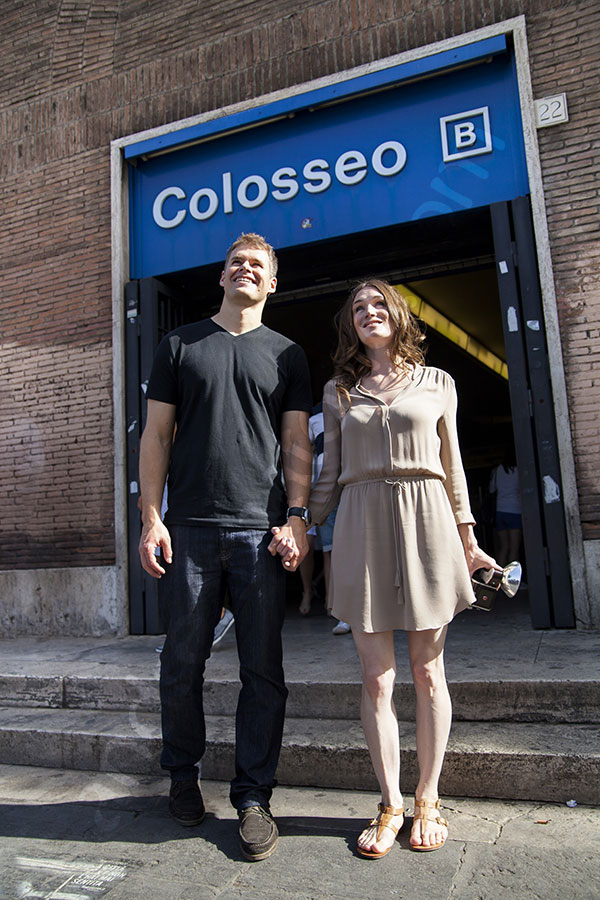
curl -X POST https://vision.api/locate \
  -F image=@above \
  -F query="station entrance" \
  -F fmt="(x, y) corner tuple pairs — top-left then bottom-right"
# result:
(125, 198), (574, 633)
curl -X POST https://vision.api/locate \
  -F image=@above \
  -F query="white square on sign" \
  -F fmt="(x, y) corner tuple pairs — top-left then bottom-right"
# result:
(440, 107), (492, 161)
(535, 93), (569, 128)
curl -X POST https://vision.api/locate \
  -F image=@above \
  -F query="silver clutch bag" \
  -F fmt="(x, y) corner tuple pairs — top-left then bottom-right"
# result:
(471, 561), (522, 611)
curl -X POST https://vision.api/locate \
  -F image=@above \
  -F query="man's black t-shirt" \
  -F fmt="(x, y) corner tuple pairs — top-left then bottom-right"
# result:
(146, 318), (312, 529)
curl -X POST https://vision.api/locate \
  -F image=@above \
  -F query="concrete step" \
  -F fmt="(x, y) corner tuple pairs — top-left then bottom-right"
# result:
(1, 672), (598, 724)
(0, 706), (598, 804)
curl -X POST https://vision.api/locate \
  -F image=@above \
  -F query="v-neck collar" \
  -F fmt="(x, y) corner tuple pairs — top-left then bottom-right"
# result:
(356, 365), (424, 406)
(211, 319), (264, 338)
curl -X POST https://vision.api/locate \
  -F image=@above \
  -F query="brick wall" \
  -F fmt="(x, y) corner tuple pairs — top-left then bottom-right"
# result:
(0, 146), (113, 567)
(525, 2), (600, 538)
(0, 0), (598, 568)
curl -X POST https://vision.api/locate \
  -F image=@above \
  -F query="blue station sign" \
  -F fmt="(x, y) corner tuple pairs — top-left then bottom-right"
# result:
(127, 35), (529, 278)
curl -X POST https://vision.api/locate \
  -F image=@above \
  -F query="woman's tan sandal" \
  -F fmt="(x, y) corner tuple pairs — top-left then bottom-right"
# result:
(356, 802), (405, 859)
(409, 798), (448, 852)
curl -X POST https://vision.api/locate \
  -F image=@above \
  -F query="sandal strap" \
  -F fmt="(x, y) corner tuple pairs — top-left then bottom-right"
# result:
(413, 798), (448, 827)
(368, 802), (405, 841)
(378, 802), (405, 817)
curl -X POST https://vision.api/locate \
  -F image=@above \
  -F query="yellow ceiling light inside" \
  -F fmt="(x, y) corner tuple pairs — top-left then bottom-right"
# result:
(394, 284), (508, 380)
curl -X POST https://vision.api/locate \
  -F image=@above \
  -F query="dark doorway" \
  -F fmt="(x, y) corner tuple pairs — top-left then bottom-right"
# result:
(125, 203), (573, 632)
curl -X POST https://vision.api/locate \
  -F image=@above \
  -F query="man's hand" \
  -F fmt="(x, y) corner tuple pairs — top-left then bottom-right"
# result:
(139, 518), (173, 578)
(268, 519), (308, 571)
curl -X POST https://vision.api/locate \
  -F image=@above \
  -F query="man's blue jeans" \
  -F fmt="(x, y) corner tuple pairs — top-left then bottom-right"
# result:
(158, 524), (287, 811)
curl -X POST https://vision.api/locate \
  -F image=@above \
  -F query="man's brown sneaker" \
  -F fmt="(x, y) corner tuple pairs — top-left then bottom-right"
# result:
(238, 805), (279, 861)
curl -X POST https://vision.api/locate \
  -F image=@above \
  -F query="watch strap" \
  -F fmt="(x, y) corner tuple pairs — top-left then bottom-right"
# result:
(286, 506), (312, 526)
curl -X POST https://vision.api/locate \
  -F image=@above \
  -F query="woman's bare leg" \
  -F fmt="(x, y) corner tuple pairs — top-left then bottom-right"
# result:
(352, 629), (404, 855)
(406, 626), (451, 849)
(322, 549), (331, 603)
(496, 529), (510, 567)
(506, 528), (522, 565)
(298, 534), (315, 614)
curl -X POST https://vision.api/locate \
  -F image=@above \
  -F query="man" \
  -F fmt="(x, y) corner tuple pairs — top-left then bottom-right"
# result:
(138, 233), (312, 861)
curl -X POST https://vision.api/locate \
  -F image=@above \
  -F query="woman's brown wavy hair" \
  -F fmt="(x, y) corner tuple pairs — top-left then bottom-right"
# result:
(332, 279), (426, 409)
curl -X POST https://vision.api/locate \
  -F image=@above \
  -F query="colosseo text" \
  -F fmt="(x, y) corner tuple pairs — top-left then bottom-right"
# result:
(152, 139), (408, 229)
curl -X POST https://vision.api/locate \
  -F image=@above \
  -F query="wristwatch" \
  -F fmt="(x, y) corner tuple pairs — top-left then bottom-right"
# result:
(286, 506), (312, 527)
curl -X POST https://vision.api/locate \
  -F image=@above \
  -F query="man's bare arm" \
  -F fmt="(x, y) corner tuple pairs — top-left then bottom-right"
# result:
(138, 399), (176, 577)
(268, 409), (312, 571)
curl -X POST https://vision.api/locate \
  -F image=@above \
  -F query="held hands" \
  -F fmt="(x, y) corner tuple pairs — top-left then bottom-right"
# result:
(268, 519), (308, 571)
(139, 518), (173, 578)
(139, 516), (308, 576)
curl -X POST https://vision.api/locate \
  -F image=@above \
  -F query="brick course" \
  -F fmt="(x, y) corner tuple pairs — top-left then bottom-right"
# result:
(0, 0), (598, 568)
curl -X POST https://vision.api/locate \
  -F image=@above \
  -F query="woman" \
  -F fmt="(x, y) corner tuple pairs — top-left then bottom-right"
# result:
(309, 279), (497, 858)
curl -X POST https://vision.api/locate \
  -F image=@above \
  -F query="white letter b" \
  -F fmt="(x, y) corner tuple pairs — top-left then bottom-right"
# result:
(454, 122), (477, 148)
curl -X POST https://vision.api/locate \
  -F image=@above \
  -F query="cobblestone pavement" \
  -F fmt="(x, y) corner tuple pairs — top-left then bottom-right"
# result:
(1, 766), (599, 900)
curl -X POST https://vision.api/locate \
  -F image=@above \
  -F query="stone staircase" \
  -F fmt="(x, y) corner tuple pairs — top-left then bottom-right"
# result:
(0, 632), (599, 804)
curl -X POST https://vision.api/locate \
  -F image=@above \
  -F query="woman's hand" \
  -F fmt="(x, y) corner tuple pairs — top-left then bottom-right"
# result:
(457, 523), (500, 576)
(268, 522), (308, 571)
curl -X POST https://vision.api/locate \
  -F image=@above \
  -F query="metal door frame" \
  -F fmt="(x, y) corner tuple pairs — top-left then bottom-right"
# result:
(125, 277), (188, 634)
(491, 199), (574, 627)
(125, 205), (577, 632)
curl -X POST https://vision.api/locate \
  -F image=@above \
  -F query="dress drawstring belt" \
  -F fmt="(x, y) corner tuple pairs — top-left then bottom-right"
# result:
(385, 479), (406, 592)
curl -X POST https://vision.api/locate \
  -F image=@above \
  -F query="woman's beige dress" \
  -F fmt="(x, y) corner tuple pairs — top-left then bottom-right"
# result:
(309, 366), (476, 632)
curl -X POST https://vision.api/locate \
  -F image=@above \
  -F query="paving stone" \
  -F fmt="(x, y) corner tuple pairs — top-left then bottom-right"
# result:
(2, 768), (599, 900)
(450, 843), (600, 900)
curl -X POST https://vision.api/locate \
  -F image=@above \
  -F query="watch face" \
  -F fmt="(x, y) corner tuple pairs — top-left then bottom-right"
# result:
(288, 507), (311, 526)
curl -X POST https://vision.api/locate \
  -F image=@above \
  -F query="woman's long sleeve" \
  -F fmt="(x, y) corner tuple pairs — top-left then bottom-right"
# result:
(309, 380), (343, 525)
(438, 378), (475, 525)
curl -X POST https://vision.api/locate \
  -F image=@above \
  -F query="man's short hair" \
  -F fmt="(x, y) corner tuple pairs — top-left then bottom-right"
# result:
(224, 233), (278, 278)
